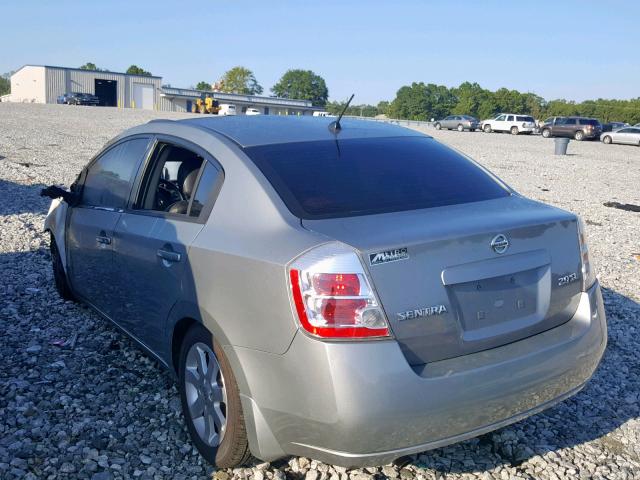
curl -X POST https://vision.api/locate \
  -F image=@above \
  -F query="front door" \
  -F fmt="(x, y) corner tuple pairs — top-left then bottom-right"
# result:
(66, 137), (151, 315)
(112, 140), (222, 354)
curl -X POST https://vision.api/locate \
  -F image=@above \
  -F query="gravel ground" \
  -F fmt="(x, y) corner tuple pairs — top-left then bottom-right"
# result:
(1, 103), (639, 480)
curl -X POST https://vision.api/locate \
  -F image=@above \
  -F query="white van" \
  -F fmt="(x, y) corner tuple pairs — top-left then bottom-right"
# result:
(313, 111), (334, 117)
(219, 104), (237, 116)
(245, 107), (261, 115)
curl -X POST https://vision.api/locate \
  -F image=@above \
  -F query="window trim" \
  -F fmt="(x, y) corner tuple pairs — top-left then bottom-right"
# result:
(77, 134), (154, 211)
(124, 134), (225, 225)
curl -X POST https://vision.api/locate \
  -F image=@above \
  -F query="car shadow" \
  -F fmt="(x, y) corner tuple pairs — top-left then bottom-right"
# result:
(404, 286), (639, 475)
(0, 178), (51, 216)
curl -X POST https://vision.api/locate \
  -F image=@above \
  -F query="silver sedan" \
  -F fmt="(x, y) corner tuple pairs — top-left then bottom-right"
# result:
(601, 127), (640, 146)
(42, 116), (606, 468)
(434, 115), (479, 131)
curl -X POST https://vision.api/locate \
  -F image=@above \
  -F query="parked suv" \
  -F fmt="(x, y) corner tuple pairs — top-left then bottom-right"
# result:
(481, 114), (536, 135)
(434, 115), (479, 132)
(540, 117), (602, 141)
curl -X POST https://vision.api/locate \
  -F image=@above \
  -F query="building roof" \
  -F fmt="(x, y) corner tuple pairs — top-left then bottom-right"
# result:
(179, 115), (426, 148)
(12, 64), (162, 79)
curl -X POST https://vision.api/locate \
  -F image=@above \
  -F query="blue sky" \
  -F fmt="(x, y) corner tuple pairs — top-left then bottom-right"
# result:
(2, 1), (638, 104)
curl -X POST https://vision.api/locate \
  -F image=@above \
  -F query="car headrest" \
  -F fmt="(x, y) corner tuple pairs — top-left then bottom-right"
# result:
(177, 155), (202, 186)
(182, 169), (199, 198)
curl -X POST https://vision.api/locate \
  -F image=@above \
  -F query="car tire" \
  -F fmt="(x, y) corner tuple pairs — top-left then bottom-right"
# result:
(178, 324), (251, 468)
(510, 126), (519, 135)
(483, 124), (492, 133)
(434, 122), (441, 130)
(457, 124), (464, 132)
(603, 136), (612, 144)
(541, 128), (551, 138)
(50, 234), (76, 302)
(574, 130), (585, 141)
(470, 128), (476, 132)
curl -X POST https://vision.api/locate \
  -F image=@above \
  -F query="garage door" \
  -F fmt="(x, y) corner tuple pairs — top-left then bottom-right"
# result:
(133, 83), (154, 110)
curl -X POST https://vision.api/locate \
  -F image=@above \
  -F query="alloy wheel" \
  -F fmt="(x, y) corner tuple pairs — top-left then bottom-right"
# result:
(184, 342), (227, 447)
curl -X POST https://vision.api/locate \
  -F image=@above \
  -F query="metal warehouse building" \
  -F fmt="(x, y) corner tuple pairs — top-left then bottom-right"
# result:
(9, 65), (323, 115)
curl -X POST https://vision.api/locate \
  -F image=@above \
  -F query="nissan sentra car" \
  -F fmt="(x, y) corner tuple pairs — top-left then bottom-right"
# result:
(42, 116), (606, 468)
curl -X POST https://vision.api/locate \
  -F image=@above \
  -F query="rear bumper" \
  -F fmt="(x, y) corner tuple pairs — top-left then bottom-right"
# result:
(230, 281), (606, 467)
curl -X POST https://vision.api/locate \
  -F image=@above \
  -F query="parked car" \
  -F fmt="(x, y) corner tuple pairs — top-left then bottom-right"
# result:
(434, 115), (479, 132)
(481, 113), (536, 134)
(57, 92), (100, 106)
(540, 117), (601, 140)
(219, 104), (236, 116)
(42, 116), (606, 468)
(313, 111), (334, 117)
(601, 127), (640, 146)
(245, 107), (261, 115)
(602, 121), (630, 132)
(633, 123), (640, 128)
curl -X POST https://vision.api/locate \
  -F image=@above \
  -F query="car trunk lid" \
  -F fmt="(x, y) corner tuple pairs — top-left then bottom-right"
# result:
(302, 196), (583, 365)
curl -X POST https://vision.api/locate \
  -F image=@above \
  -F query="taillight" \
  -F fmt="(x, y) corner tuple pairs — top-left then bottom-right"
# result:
(577, 218), (597, 291)
(289, 242), (390, 339)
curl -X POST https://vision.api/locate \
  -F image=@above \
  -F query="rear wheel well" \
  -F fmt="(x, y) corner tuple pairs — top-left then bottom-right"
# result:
(171, 317), (199, 374)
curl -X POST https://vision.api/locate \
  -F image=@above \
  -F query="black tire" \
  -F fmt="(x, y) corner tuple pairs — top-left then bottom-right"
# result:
(542, 128), (551, 138)
(50, 234), (76, 302)
(178, 324), (251, 468)
(470, 128), (476, 132)
(434, 122), (441, 130)
(574, 130), (584, 141)
(603, 135), (612, 144)
(510, 126), (519, 135)
(456, 124), (463, 132)
(483, 124), (492, 133)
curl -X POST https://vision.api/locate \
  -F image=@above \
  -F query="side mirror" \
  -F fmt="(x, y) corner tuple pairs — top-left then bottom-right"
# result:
(40, 185), (80, 206)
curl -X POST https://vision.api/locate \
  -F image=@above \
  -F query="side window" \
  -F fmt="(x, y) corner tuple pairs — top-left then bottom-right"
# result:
(506, 115), (514, 121)
(135, 142), (205, 216)
(566, 118), (577, 125)
(618, 128), (631, 133)
(189, 163), (222, 218)
(82, 138), (150, 209)
(495, 115), (506, 121)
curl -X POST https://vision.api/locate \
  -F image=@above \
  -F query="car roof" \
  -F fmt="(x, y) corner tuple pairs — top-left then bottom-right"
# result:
(176, 115), (426, 148)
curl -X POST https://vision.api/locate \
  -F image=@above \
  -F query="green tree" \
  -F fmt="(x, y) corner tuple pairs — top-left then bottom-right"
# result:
(325, 101), (379, 117)
(219, 66), (263, 95)
(126, 65), (152, 76)
(377, 100), (390, 115)
(79, 62), (102, 71)
(0, 75), (10, 96)
(271, 69), (328, 106)
(389, 82), (456, 120)
(196, 81), (212, 91)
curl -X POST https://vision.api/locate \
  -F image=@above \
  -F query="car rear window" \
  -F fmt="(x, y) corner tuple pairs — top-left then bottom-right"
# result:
(579, 119), (600, 126)
(244, 136), (510, 219)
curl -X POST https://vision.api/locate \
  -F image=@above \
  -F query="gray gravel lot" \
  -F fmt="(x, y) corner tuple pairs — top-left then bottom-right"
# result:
(1, 103), (639, 480)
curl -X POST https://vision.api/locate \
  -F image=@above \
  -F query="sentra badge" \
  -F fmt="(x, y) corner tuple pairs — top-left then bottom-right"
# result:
(398, 305), (448, 321)
(369, 248), (409, 266)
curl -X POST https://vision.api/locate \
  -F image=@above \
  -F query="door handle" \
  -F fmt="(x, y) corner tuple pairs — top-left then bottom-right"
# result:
(157, 249), (181, 263)
(96, 235), (111, 245)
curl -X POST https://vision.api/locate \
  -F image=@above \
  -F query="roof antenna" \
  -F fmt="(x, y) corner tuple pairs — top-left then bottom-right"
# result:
(328, 94), (354, 134)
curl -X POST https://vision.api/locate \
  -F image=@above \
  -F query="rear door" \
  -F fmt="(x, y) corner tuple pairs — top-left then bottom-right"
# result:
(112, 138), (223, 354)
(66, 137), (152, 316)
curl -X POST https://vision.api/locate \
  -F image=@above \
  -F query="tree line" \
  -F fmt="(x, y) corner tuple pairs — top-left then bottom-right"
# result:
(327, 82), (640, 124)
